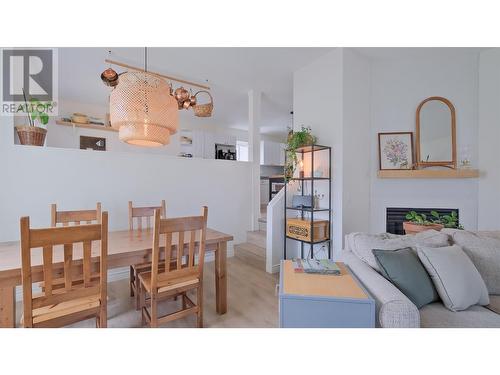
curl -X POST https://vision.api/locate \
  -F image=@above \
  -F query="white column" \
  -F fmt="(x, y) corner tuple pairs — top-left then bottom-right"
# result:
(248, 90), (261, 230)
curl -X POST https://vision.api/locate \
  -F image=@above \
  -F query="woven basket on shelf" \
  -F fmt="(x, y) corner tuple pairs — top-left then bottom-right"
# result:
(15, 125), (47, 146)
(192, 90), (214, 117)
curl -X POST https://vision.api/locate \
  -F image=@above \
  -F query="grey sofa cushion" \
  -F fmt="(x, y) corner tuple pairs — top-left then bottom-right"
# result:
(417, 245), (490, 312)
(349, 230), (450, 273)
(420, 302), (500, 328)
(443, 229), (500, 295)
(373, 248), (439, 308)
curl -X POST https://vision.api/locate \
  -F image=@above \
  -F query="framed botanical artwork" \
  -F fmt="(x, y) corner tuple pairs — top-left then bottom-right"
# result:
(378, 132), (414, 170)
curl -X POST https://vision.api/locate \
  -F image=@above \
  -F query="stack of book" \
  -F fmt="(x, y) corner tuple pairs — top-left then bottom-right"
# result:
(292, 258), (341, 275)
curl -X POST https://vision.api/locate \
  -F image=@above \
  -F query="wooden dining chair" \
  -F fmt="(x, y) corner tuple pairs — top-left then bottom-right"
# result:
(139, 206), (208, 328)
(45, 202), (102, 291)
(20, 212), (108, 328)
(51, 202), (102, 227)
(128, 200), (167, 309)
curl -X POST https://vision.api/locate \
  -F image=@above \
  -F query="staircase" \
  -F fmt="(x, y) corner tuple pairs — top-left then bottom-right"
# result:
(234, 205), (267, 270)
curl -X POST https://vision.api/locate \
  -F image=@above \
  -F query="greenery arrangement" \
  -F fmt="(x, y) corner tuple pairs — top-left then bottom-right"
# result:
(26, 98), (50, 127)
(284, 126), (317, 181)
(405, 210), (463, 229)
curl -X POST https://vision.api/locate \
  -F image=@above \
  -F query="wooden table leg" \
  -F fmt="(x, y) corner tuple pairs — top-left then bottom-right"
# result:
(215, 241), (227, 314)
(0, 286), (15, 328)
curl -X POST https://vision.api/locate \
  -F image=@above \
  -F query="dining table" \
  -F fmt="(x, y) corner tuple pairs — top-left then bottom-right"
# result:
(0, 227), (233, 328)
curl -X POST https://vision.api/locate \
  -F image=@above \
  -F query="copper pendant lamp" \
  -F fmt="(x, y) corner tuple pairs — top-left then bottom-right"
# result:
(109, 48), (178, 147)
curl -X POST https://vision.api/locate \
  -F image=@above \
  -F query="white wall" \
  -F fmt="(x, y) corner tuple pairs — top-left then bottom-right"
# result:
(369, 51), (480, 232)
(0, 116), (253, 253)
(478, 48), (500, 229)
(342, 49), (371, 236)
(293, 49), (343, 257)
(293, 48), (484, 250)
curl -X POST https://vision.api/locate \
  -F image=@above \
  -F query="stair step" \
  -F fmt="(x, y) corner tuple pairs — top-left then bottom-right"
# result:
(234, 242), (265, 270)
(247, 230), (266, 248)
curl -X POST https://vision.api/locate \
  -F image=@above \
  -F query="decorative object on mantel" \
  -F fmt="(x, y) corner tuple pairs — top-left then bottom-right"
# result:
(377, 97), (480, 179)
(377, 169), (479, 179)
(284, 125), (317, 181)
(378, 132), (414, 170)
(15, 91), (50, 146)
(103, 48), (214, 147)
(416, 96), (456, 169)
(403, 210), (463, 235)
(459, 144), (472, 169)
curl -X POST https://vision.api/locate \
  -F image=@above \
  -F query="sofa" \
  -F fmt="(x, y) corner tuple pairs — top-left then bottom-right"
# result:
(343, 229), (500, 328)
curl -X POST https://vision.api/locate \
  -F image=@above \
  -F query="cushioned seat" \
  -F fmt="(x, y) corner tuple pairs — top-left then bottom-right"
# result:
(420, 301), (500, 328)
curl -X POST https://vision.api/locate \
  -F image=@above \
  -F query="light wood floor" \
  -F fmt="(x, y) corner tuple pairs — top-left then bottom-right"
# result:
(15, 255), (279, 328)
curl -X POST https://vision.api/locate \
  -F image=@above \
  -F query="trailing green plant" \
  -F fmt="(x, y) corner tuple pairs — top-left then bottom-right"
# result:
(284, 126), (317, 181)
(405, 210), (464, 229)
(27, 98), (50, 127)
(405, 211), (434, 226)
(430, 210), (464, 229)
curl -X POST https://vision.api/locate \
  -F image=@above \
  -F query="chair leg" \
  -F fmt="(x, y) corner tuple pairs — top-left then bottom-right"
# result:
(150, 293), (158, 328)
(139, 282), (146, 311)
(135, 271), (141, 311)
(141, 308), (146, 327)
(129, 266), (135, 297)
(99, 305), (107, 328)
(197, 286), (203, 328)
(182, 292), (187, 310)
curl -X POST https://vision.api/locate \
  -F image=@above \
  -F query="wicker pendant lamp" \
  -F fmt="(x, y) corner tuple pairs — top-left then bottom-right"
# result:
(110, 48), (178, 147)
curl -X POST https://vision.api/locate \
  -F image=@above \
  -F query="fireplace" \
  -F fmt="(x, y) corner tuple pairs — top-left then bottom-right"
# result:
(386, 207), (459, 235)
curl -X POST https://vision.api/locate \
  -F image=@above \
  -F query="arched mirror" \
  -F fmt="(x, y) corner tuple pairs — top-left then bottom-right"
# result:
(416, 96), (456, 169)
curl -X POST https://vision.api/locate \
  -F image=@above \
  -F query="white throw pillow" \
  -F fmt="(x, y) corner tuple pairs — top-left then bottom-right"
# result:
(417, 245), (490, 312)
(443, 229), (500, 295)
(350, 230), (450, 273)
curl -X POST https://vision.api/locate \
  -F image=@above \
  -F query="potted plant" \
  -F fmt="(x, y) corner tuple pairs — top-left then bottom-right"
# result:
(284, 126), (317, 181)
(15, 98), (51, 146)
(432, 210), (464, 230)
(403, 211), (444, 235)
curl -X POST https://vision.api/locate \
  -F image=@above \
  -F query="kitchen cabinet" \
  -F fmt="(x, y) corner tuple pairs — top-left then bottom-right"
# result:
(260, 141), (286, 166)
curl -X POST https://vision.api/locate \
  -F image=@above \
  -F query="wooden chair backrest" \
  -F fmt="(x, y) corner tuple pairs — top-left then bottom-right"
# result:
(20, 212), (108, 327)
(151, 207), (208, 290)
(51, 202), (102, 226)
(128, 200), (166, 231)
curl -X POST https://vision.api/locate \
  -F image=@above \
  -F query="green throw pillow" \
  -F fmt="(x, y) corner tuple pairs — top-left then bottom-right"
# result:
(372, 248), (440, 309)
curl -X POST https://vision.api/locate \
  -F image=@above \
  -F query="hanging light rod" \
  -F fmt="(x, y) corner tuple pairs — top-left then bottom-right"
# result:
(104, 59), (210, 90)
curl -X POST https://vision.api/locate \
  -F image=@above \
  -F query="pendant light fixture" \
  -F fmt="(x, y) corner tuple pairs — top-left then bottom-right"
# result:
(110, 47), (178, 147)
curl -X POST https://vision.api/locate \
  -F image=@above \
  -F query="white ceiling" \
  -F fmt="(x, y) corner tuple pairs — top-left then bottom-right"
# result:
(58, 47), (333, 136)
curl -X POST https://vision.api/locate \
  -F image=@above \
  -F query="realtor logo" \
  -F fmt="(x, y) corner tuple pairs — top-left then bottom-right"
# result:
(1, 48), (58, 115)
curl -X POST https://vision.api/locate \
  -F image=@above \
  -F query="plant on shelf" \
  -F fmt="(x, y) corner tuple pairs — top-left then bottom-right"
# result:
(284, 126), (317, 181)
(15, 93), (52, 146)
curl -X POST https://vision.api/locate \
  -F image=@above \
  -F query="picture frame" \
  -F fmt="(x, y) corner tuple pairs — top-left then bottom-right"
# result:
(378, 132), (414, 170)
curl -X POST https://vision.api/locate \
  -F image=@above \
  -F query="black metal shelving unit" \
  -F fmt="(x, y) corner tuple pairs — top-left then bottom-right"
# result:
(284, 144), (332, 259)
